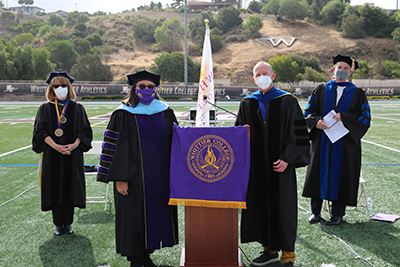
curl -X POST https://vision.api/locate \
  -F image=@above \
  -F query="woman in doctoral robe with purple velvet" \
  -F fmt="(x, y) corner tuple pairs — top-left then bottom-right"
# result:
(97, 70), (179, 267)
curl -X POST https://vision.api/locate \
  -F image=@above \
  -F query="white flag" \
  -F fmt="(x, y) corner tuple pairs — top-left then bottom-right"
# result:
(195, 20), (214, 127)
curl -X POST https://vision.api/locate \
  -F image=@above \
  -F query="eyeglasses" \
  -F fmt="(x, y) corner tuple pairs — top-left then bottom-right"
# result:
(136, 84), (156, 90)
(53, 84), (68, 89)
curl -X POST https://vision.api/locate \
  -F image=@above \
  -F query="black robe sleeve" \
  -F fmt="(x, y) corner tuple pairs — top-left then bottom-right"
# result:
(279, 95), (310, 168)
(340, 88), (371, 144)
(32, 103), (51, 153)
(304, 83), (325, 139)
(97, 110), (140, 184)
(74, 102), (93, 152)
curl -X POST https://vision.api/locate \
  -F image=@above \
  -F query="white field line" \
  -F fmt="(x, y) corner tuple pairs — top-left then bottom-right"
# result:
(362, 139), (400, 153)
(0, 114), (109, 158)
(0, 145), (31, 158)
(372, 116), (400, 122)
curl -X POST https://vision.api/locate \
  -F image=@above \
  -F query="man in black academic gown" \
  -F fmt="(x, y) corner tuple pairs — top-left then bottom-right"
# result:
(302, 55), (371, 225)
(235, 61), (310, 267)
(97, 70), (179, 267)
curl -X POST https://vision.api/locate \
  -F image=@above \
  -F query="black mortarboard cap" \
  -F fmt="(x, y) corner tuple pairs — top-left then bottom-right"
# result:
(127, 70), (161, 86)
(45, 71), (75, 84)
(332, 55), (359, 70)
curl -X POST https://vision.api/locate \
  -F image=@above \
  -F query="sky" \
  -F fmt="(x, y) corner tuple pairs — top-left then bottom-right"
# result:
(3, 0), (400, 14)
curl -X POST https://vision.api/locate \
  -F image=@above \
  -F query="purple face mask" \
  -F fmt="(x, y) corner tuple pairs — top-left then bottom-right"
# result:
(136, 88), (156, 105)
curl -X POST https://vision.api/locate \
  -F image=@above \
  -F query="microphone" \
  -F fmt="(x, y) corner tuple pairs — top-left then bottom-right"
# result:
(203, 95), (237, 117)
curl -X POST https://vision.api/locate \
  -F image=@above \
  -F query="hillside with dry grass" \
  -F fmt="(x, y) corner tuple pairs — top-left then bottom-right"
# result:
(1, 10), (398, 83)
(93, 12), (398, 83)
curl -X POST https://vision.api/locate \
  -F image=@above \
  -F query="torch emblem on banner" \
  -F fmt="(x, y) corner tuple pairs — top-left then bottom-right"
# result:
(195, 19), (214, 127)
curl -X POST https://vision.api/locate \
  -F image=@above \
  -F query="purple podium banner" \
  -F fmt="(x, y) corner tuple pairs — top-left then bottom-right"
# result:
(169, 125), (250, 209)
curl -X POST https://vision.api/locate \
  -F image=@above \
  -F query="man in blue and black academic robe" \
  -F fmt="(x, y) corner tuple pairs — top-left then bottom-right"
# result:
(97, 70), (178, 267)
(302, 55), (371, 225)
(235, 61), (310, 267)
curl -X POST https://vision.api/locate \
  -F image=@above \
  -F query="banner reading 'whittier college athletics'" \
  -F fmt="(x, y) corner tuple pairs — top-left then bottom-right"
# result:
(169, 125), (250, 209)
(195, 19), (214, 127)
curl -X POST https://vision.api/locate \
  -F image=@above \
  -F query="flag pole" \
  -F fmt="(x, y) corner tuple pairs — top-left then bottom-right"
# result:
(195, 19), (214, 127)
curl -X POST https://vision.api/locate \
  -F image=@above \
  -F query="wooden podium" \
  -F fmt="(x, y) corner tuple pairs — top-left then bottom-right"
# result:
(180, 206), (243, 267)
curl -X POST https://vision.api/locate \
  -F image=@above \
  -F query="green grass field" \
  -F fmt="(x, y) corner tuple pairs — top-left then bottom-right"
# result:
(0, 100), (399, 267)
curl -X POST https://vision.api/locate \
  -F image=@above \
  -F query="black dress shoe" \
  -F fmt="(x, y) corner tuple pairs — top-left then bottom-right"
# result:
(64, 224), (74, 234)
(54, 225), (64, 235)
(308, 214), (321, 224)
(144, 252), (157, 267)
(326, 216), (342, 225)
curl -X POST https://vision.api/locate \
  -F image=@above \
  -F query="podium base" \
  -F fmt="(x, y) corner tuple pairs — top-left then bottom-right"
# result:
(180, 248), (243, 267)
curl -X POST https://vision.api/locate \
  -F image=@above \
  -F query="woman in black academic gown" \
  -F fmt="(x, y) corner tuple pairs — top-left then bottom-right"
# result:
(97, 70), (179, 267)
(32, 71), (92, 235)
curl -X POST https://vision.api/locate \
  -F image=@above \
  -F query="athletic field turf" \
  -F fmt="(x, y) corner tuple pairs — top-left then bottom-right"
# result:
(0, 100), (399, 267)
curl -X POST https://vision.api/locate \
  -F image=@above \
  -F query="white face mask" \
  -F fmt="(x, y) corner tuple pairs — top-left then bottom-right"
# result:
(54, 86), (68, 99)
(255, 75), (273, 90)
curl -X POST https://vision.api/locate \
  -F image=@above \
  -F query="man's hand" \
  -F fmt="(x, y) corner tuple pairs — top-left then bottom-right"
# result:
(333, 113), (342, 121)
(273, 159), (288, 173)
(116, 181), (129, 196)
(316, 119), (328, 130)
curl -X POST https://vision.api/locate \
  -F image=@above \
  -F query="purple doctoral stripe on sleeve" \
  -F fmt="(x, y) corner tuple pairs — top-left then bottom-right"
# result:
(102, 142), (116, 151)
(100, 154), (113, 163)
(104, 129), (119, 139)
(97, 166), (109, 175)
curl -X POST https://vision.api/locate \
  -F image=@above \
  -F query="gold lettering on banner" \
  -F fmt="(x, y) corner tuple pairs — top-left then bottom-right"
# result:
(187, 135), (234, 183)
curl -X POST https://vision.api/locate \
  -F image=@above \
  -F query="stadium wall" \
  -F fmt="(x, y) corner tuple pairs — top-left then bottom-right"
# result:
(1, 82), (400, 98)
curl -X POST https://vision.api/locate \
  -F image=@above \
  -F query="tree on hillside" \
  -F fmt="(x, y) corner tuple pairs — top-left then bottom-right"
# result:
(261, 0), (280, 19)
(48, 14), (64, 27)
(302, 66), (327, 82)
(188, 11), (217, 39)
(216, 6), (243, 33)
(18, 0), (34, 6)
(341, 13), (365, 38)
(248, 1), (263, 13)
(13, 33), (35, 46)
(319, 0), (347, 26)
(308, 0), (331, 20)
(278, 0), (312, 22)
(289, 54), (324, 74)
(357, 3), (398, 38)
(70, 54), (113, 81)
(150, 52), (200, 83)
(352, 60), (369, 79)
(1, 12), (17, 26)
(71, 23), (87, 38)
(44, 28), (69, 46)
(72, 38), (92, 55)
(0, 1), (4, 8)
(269, 55), (301, 83)
(66, 11), (89, 27)
(48, 40), (79, 71)
(32, 48), (55, 79)
(86, 33), (103, 47)
(243, 15), (263, 36)
(17, 19), (46, 36)
(195, 26), (223, 53)
(9, 46), (36, 80)
(5, 39), (19, 54)
(381, 60), (400, 79)
(37, 25), (58, 38)
(0, 51), (8, 79)
(152, 17), (184, 53)
(392, 27), (400, 43)
(132, 16), (164, 43)
(92, 11), (107, 16)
